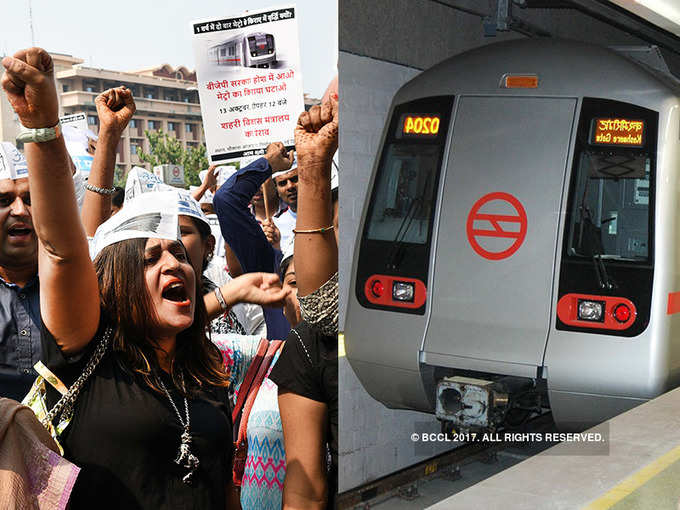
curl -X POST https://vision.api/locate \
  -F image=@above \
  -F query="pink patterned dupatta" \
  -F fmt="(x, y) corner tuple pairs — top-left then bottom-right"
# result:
(0, 398), (80, 510)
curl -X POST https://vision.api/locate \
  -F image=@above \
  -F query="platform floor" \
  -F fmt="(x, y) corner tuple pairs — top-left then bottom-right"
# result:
(427, 388), (680, 510)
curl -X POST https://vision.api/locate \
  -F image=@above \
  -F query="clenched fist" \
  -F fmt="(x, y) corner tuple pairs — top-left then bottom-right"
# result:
(96, 86), (136, 138)
(1, 47), (59, 129)
(264, 141), (295, 172)
(295, 98), (338, 171)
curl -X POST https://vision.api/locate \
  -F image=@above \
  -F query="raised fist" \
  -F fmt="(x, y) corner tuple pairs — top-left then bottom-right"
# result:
(295, 97), (338, 170)
(95, 86), (136, 138)
(1, 47), (59, 129)
(265, 141), (295, 172)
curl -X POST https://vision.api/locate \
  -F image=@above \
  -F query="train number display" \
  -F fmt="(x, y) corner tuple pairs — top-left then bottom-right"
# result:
(400, 115), (441, 137)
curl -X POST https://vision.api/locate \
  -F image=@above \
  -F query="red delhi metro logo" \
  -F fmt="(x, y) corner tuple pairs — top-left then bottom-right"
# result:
(466, 192), (528, 260)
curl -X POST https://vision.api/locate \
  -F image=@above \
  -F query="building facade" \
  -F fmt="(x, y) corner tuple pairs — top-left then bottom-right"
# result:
(0, 52), (205, 176)
(0, 51), (321, 176)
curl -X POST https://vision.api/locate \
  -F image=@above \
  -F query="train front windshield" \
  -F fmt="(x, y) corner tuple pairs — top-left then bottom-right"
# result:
(558, 97), (657, 337)
(567, 151), (650, 260)
(366, 144), (440, 244)
(247, 34), (274, 56)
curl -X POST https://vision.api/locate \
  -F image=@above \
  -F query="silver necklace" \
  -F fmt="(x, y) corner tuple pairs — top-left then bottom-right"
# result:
(158, 373), (200, 484)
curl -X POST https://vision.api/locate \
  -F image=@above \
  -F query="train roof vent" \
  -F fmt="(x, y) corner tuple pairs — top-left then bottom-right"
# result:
(610, 45), (680, 84)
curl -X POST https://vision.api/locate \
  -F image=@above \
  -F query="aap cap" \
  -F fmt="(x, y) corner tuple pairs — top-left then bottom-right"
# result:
(91, 191), (181, 259)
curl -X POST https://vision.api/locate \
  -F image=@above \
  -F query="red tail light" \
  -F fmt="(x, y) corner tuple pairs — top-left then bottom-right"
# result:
(613, 304), (631, 323)
(371, 280), (385, 298)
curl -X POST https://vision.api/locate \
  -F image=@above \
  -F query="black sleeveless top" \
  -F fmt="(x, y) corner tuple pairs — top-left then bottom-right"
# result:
(42, 318), (233, 510)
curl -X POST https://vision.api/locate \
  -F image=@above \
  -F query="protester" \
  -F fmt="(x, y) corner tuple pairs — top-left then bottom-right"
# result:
(204, 254), (266, 337)
(272, 156), (298, 249)
(191, 164), (218, 206)
(111, 187), (124, 215)
(269, 92), (339, 510)
(0, 142), (38, 401)
(0, 81), (135, 402)
(250, 176), (278, 224)
(213, 143), (296, 340)
(80, 86), (135, 237)
(1, 46), (288, 509)
(208, 237), (299, 510)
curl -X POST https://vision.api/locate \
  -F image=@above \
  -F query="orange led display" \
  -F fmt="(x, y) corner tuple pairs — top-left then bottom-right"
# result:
(591, 118), (645, 147)
(402, 115), (440, 136)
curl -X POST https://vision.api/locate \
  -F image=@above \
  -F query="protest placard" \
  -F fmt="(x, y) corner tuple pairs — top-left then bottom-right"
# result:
(61, 112), (97, 176)
(191, 5), (304, 163)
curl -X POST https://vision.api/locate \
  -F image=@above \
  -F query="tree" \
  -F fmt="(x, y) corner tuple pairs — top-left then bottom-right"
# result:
(137, 129), (209, 187)
(113, 165), (126, 188)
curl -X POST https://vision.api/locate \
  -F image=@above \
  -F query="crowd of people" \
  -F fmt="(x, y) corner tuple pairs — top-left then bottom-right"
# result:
(0, 46), (338, 510)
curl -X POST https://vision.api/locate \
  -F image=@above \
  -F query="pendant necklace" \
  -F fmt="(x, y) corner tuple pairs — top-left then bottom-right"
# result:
(158, 373), (200, 484)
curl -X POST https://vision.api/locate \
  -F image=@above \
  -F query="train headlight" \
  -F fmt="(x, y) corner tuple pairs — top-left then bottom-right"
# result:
(251, 52), (257, 57)
(613, 303), (632, 323)
(392, 281), (415, 302)
(577, 299), (605, 322)
(269, 49), (273, 54)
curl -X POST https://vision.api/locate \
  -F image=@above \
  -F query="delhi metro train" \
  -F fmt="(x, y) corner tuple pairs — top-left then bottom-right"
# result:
(344, 39), (680, 432)
(208, 32), (276, 68)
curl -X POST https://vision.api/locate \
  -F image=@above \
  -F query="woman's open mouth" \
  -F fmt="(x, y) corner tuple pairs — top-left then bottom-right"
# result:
(161, 279), (191, 307)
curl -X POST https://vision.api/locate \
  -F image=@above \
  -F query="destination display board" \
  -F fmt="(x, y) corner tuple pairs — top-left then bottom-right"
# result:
(590, 118), (645, 147)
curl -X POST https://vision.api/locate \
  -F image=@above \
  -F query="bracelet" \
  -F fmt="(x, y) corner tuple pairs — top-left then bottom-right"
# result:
(293, 225), (335, 235)
(214, 286), (230, 312)
(16, 121), (62, 144)
(85, 183), (116, 195)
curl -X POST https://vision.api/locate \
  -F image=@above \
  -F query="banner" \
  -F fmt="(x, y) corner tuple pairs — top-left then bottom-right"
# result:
(61, 112), (97, 176)
(191, 5), (304, 162)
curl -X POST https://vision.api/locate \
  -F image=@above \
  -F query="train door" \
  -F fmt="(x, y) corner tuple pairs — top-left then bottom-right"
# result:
(422, 96), (576, 373)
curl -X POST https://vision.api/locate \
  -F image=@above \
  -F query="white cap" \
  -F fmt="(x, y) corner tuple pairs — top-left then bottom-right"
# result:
(91, 192), (181, 259)
(125, 167), (210, 226)
(125, 166), (166, 200)
(0, 142), (28, 180)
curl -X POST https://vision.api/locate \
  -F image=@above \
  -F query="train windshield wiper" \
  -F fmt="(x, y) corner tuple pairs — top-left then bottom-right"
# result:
(575, 152), (616, 291)
(578, 204), (616, 291)
(386, 196), (421, 270)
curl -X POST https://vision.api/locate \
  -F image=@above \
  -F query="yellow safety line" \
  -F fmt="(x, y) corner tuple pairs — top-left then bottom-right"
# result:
(338, 332), (346, 358)
(584, 444), (680, 509)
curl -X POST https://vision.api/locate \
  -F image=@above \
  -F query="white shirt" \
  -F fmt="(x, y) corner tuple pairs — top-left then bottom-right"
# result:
(273, 208), (296, 251)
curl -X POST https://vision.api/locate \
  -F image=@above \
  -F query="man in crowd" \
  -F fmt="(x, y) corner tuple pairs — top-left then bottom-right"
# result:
(272, 157), (298, 248)
(0, 85), (134, 401)
(0, 143), (39, 400)
(213, 142), (295, 340)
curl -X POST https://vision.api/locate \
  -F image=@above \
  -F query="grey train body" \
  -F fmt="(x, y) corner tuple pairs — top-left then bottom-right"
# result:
(209, 32), (276, 68)
(345, 39), (680, 431)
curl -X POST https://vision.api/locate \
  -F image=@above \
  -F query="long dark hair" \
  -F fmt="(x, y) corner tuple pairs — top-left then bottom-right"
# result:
(94, 237), (228, 394)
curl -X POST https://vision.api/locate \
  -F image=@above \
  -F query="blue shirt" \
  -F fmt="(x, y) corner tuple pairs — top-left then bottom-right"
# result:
(0, 274), (41, 401)
(214, 157), (291, 340)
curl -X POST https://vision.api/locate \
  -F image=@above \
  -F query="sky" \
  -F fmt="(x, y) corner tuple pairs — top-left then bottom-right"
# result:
(1, 0), (338, 98)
